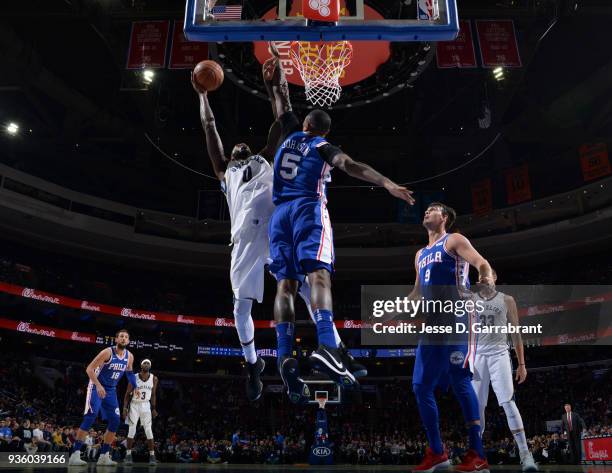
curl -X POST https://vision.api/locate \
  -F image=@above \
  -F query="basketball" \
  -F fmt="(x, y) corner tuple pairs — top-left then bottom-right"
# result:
(193, 60), (224, 92)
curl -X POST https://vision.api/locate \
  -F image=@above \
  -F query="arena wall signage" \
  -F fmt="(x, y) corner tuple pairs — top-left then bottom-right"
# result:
(475, 20), (522, 68)
(126, 20), (171, 69)
(436, 20), (477, 69)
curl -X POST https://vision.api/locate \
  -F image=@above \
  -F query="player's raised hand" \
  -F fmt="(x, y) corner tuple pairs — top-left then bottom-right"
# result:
(384, 181), (415, 205)
(96, 384), (106, 399)
(268, 41), (280, 58)
(190, 71), (207, 95)
(262, 57), (278, 82)
(515, 364), (527, 384)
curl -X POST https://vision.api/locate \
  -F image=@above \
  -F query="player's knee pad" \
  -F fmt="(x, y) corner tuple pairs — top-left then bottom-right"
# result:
(106, 414), (120, 433)
(233, 298), (253, 319)
(500, 400), (524, 431)
(80, 414), (96, 431)
(144, 424), (154, 440)
(127, 423), (137, 438)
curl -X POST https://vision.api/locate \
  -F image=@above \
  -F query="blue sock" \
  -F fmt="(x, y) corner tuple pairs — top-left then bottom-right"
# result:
(413, 383), (444, 455)
(469, 424), (485, 458)
(100, 443), (110, 455)
(276, 322), (294, 369)
(313, 309), (336, 347)
(73, 440), (83, 452)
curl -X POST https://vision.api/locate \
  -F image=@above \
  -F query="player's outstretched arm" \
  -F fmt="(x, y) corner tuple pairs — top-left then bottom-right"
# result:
(331, 153), (415, 205)
(266, 43), (293, 120)
(86, 347), (112, 398)
(192, 74), (228, 181)
(505, 294), (527, 384)
(447, 234), (493, 284)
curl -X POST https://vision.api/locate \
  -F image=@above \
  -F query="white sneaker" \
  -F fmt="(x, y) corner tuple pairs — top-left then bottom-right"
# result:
(520, 450), (538, 472)
(97, 452), (117, 466)
(68, 450), (87, 466)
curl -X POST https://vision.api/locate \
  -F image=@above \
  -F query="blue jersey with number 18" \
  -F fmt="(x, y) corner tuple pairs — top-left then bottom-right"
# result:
(95, 347), (129, 389)
(272, 130), (334, 205)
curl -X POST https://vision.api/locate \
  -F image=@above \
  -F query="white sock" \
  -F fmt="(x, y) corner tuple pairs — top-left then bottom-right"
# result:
(233, 298), (257, 364)
(502, 400), (529, 452)
(149, 451), (155, 456)
(126, 449), (132, 455)
(299, 282), (341, 347)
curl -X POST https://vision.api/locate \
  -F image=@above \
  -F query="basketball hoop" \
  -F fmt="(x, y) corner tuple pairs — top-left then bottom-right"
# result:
(315, 390), (328, 409)
(290, 41), (353, 108)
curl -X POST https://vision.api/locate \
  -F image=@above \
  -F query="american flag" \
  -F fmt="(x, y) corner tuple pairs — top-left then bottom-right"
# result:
(211, 5), (243, 20)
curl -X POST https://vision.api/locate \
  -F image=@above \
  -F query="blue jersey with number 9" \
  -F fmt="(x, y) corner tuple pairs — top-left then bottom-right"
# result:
(272, 113), (339, 205)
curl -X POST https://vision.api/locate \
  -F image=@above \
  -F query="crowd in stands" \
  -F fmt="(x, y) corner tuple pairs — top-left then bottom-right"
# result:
(0, 352), (610, 465)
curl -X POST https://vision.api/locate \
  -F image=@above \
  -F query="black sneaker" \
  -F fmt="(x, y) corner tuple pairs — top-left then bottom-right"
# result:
(246, 356), (265, 401)
(279, 357), (310, 404)
(339, 342), (368, 378)
(309, 345), (357, 387)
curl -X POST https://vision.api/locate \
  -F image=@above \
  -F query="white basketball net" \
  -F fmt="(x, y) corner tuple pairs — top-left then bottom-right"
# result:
(290, 41), (353, 108)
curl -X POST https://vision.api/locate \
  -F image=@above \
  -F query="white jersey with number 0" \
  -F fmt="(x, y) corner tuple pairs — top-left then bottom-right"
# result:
(222, 155), (274, 302)
(222, 155), (275, 244)
(132, 373), (154, 403)
(475, 291), (510, 356)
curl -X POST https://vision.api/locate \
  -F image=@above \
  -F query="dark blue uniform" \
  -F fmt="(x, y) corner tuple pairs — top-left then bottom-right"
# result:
(82, 347), (129, 431)
(413, 233), (474, 387)
(412, 233), (482, 457)
(269, 113), (342, 281)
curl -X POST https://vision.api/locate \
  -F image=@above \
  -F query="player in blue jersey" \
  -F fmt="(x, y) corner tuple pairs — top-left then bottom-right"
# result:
(266, 57), (415, 402)
(68, 329), (138, 466)
(411, 202), (493, 473)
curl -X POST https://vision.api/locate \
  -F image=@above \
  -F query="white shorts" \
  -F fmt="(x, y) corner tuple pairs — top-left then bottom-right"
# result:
(471, 350), (514, 406)
(128, 402), (152, 427)
(230, 222), (269, 303)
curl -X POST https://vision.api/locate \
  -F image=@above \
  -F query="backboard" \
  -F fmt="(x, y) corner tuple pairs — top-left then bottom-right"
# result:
(305, 379), (341, 406)
(184, 0), (459, 42)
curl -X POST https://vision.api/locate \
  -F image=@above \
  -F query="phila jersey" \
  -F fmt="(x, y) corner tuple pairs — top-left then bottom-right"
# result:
(473, 291), (510, 356)
(132, 373), (154, 403)
(221, 155), (275, 244)
(95, 347), (129, 389)
(417, 233), (469, 302)
(272, 112), (342, 205)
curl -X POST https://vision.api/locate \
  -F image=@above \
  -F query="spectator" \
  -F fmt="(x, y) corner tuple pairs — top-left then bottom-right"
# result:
(15, 419), (35, 453)
(32, 422), (51, 452)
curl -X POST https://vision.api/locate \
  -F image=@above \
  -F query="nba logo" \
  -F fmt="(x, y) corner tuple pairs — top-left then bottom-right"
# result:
(418, 0), (440, 20)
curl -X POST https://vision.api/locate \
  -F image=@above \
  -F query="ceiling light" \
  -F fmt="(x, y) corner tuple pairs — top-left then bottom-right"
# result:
(6, 123), (19, 135)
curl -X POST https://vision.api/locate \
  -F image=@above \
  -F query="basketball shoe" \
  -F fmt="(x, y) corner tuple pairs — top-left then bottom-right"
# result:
(309, 345), (357, 387)
(279, 357), (310, 404)
(455, 449), (490, 473)
(338, 342), (367, 378)
(412, 447), (450, 472)
(246, 356), (265, 401)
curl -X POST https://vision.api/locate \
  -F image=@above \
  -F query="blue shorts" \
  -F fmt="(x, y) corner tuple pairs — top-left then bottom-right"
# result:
(412, 328), (476, 389)
(269, 197), (334, 281)
(83, 383), (120, 421)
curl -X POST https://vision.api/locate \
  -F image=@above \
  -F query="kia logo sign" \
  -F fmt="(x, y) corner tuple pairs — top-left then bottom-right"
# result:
(313, 447), (331, 457)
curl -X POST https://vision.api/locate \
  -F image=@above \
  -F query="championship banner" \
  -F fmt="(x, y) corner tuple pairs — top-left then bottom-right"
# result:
(169, 20), (209, 69)
(471, 178), (493, 215)
(476, 20), (522, 68)
(505, 164), (531, 205)
(583, 436), (612, 464)
(579, 143), (611, 181)
(436, 20), (477, 69)
(126, 20), (170, 69)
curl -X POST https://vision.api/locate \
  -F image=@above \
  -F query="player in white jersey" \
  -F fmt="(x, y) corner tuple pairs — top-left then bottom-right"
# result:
(192, 51), (366, 402)
(471, 270), (538, 472)
(123, 359), (158, 465)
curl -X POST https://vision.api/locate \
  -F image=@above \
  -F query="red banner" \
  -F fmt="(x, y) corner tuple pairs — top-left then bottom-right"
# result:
(476, 20), (522, 68)
(126, 21), (170, 69)
(579, 143), (611, 181)
(505, 164), (531, 205)
(169, 21), (209, 69)
(583, 436), (612, 463)
(0, 317), (96, 344)
(471, 178), (493, 215)
(436, 20), (477, 69)
(2, 281), (612, 330)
